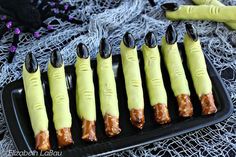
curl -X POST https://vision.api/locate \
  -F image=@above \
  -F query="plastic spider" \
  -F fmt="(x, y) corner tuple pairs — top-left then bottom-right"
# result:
(0, 0), (82, 63)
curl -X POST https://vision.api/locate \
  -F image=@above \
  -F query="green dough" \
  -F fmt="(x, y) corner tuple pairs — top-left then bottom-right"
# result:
(120, 41), (144, 110)
(192, 0), (236, 30)
(184, 34), (212, 97)
(141, 44), (167, 106)
(75, 57), (96, 121)
(161, 37), (190, 96)
(23, 65), (49, 136)
(48, 63), (72, 130)
(97, 54), (119, 117)
(193, 0), (223, 5)
(166, 5), (236, 22)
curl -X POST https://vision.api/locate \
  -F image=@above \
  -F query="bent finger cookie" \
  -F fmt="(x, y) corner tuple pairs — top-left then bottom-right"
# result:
(161, 3), (236, 23)
(23, 53), (50, 151)
(192, 0), (236, 30)
(48, 51), (73, 148)
(75, 43), (97, 142)
(141, 32), (171, 124)
(184, 23), (217, 115)
(120, 32), (145, 129)
(97, 38), (121, 137)
(161, 25), (193, 117)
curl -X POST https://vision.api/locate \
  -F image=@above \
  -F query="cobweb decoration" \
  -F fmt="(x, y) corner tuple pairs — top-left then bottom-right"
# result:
(0, 0), (236, 156)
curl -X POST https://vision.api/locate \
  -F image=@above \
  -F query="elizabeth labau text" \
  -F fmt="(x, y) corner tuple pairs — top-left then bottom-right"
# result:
(8, 150), (62, 156)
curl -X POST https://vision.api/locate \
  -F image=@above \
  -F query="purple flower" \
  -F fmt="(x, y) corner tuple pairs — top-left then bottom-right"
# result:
(34, 32), (40, 38)
(9, 45), (17, 53)
(53, 8), (59, 14)
(64, 4), (69, 10)
(47, 25), (54, 30)
(68, 15), (73, 20)
(48, 2), (56, 7)
(14, 28), (21, 35)
(6, 21), (12, 29)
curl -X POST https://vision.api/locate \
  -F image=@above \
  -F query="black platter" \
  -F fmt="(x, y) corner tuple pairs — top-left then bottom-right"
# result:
(1, 44), (233, 156)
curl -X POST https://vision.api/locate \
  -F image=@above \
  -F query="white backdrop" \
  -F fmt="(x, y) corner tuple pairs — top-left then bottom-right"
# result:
(0, 0), (236, 156)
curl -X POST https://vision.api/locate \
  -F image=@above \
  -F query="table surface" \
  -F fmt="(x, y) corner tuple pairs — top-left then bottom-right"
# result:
(0, 0), (236, 157)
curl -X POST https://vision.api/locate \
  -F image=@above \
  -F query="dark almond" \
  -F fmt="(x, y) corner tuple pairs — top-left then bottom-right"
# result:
(25, 52), (38, 73)
(50, 51), (63, 68)
(145, 31), (157, 48)
(165, 24), (178, 45)
(185, 23), (199, 42)
(77, 43), (89, 59)
(99, 38), (111, 59)
(123, 32), (136, 49)
(161, 3), (179, 11)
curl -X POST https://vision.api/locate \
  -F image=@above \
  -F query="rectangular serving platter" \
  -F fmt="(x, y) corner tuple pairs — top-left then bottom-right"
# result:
(1, 43), (233, 157)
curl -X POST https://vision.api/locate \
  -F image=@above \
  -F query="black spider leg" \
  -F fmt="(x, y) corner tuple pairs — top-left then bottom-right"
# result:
(8, 27), (20, 63)
(55, 13), (83, 25)
(41, 22), (54, 33)
(38, 1), (56, 21)
(0, 20), (13, 40)
(0, 16), (21, 63)
(40, 13), (83, 35)
(0, 24), (8, 40)
(0, 15), (30, 63)
(31, 1), (83, 40)
(47, 2), (86, 45)
(38, 1), (83, 29)
(48, 1), (76, 14)
(1, 13), (38, 35)
(39, 1), (69, 20)
(50, 6), (83, 25)
(29, 3), (56, 39)
(30, 0), (86, 53)
(42, 9), (83, 25)
(148, 0), (156, 7)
